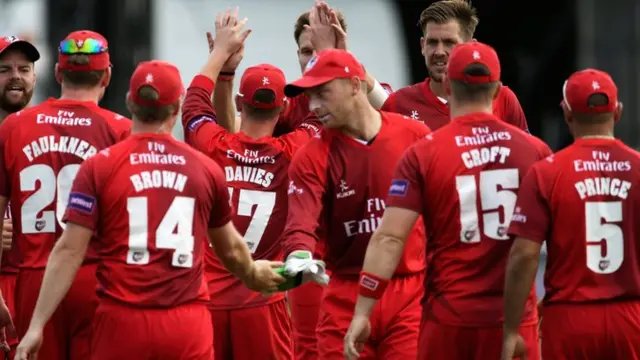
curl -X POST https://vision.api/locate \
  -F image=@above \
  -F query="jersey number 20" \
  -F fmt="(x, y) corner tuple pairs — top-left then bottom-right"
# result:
(20, 164), (80, 233)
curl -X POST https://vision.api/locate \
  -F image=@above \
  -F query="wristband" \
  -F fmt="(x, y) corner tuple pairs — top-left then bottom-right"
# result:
(367, 80), (389, 109)
(358, 271), (389, 299)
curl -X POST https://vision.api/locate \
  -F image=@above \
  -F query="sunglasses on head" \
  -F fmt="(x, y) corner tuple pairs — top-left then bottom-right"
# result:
(58, 38), (108, 55)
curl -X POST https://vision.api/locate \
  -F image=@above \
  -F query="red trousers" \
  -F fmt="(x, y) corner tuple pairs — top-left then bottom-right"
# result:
(92, 300), (213, 360)
(15, 264), (98, 360)
(288, 282), (325, 360)
(0, 273), (16, 360)
(318, 274), (423, 359)
(211, 299), (293, 360)
(541, 301), (640, 360)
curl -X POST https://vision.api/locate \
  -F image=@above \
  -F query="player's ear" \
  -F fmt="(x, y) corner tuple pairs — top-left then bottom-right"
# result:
(54, 63), (63, 84)
(125, 92), (134, 114)
(614, 101), (623, 122)
(561, 101), (573, 125)
(100, 67), (112, 88)
(420, 37), (427, 57)
(492, 82), (502, 100)
(351, 77), (361, 96)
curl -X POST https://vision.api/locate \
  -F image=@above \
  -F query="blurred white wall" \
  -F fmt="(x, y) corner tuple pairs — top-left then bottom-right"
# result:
(153, 0), (411, 140)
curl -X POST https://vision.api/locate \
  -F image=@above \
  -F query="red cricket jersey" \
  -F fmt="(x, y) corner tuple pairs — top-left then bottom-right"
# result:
(0, 99), (130, 270)
(182, 75), (321, 309)
(63, 133), (232, 308)
(509, 138), (640, 304)
(387, 112), (551, 327)
(382, 78), (528, 132)
(282, 111), (430, 276)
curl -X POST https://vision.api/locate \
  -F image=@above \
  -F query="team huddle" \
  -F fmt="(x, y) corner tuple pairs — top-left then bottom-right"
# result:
(0, 0), (638, 360)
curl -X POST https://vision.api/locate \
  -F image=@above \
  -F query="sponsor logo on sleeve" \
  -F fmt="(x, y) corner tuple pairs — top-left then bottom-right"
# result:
(68, 192), (96, 214)
(388, 179), (409, 197)
(187, 115), (215, 132)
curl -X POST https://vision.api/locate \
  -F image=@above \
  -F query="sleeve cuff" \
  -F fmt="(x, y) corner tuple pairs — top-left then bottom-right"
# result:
(189, 75), (215, 93)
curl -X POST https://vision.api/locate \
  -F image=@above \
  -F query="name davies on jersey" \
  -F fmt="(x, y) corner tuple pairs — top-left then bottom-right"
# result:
(23, 135), (97, 162)
(36, 111), (92, 126)
(225, 166), (274, 188)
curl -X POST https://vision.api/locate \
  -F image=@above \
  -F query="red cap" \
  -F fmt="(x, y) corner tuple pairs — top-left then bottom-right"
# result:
(562, 69), (618, 113)
(284, 49), (366, 97)
(239, 64), (286, 109)
(129, 60), (184, 107)
(58, 30), (110, 71)
(0, 36), (40, 62)
(447, 42), (501, 84)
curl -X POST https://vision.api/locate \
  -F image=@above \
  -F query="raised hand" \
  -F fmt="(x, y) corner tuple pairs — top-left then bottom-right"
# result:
(206, 31), (245, 73)
(212, 7), (251, 60)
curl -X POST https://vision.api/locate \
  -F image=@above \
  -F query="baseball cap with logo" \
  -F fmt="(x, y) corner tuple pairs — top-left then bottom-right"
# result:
(58, 30), (110, 71)
(284, 49), (366, 98)
(447, 41), (501, 84)
(0, 36), (40, 62)
(562, 69), (618, 113)
(129, 60), (184, 107)
(239, 64), (286, 109)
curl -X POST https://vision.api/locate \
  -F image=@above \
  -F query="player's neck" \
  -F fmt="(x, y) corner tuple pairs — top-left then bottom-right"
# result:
(240, 117), (277, 139)
(131, 120), (174, 136)
(59, 86), (102, 104)
(342, 99), (381, 142)
(429, 78), (447, 99)
(572, 123), (615, 140)
(449, 102), (493, 120)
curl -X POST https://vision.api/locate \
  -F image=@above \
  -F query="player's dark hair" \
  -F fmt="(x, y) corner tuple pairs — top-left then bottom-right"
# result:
(573, 93), (615, 124)
(294, 10), (347, 45)
(59, 54), (106, 88)
(127, 85), (178, 123)
(242, 89), (282, 121)
(449, 63), (499, 104)
(419, 0), (479, 41)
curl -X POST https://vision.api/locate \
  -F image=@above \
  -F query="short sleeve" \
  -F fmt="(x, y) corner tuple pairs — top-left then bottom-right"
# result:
(507, 165), (551, 243)
(62, 158), (100, 230)
(386, 145), (426, 214)
(207, 162), (232, 229)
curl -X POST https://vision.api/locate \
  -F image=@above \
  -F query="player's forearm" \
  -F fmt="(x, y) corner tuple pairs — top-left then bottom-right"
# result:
(503, 243), (539, 334)
(28, 238), (85, 329)
(199, 50), (230, 83)
(213, 232), (254, 284)
(361, 231), (405, 280)
(212, 79), (238, 132)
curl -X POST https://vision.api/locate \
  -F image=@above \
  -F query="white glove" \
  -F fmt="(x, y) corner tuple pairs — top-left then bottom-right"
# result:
(284, 250), (330, 286)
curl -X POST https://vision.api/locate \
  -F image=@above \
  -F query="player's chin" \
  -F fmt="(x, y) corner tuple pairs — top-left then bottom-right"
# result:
(428, 69), (446, 83)
(0, 95), (30, 113)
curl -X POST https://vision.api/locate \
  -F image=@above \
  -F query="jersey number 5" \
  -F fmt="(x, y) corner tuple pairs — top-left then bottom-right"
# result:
(585, 201), (624, 274)
(455, 168), (519, 243)
(228, 188), (276, 254)
(20, 164), (80, 233)
(126, 196), (195, 268)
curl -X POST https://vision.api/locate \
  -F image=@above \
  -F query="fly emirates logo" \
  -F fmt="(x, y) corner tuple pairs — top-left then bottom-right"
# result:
(225, 149), (275, 188)
(573, 151), (632, 200)
(36, 110), (92, 126)
(343, 198), (385, 237)
(457, 127), (512, 169)
(129, 142), (188, 192)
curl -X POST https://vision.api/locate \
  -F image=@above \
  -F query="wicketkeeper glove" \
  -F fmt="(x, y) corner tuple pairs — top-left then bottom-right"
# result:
(272, 250), (330, 292)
